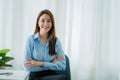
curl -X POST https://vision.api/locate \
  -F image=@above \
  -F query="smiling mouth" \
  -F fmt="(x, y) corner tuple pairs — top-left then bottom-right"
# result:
(44, 27), (49, 29)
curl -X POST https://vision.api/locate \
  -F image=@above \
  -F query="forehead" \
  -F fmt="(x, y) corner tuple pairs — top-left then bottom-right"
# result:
(40, 14), (51, 20)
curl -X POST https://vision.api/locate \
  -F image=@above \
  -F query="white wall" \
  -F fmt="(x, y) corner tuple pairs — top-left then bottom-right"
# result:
(0, 0), (120, 80)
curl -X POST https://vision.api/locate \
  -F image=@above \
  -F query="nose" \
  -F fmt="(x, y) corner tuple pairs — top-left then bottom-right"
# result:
(44, 21), (48, 26)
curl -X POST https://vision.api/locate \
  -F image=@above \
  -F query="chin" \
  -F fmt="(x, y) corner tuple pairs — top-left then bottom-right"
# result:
(44, 30), (49, 33)
(46, 29), (51, 32)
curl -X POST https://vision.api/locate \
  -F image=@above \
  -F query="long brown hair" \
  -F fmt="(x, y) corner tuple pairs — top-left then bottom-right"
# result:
(34, 9), (57, 55)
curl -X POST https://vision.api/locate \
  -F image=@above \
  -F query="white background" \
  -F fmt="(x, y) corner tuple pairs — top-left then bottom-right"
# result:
(0, 0), (120, 80)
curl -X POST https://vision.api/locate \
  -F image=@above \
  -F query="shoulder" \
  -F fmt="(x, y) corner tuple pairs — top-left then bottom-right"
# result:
(27, 34), (35, 41)
(26, 34), (36, 44)
(56, 37), (62, 46)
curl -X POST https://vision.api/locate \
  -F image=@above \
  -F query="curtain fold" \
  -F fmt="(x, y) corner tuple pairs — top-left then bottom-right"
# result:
(0, 0), (120, 80)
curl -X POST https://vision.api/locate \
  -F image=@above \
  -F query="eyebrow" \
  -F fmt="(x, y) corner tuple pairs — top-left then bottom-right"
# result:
(40, 19), (51, 20)
(47, 19), (51, 20)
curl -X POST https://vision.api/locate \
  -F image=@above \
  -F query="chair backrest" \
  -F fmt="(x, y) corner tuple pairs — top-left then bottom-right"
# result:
(65, 55), (71, 80)
(56, 55), (71, 80)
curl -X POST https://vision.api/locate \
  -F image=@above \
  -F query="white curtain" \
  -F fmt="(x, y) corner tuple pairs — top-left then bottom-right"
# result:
(0, 0), (120, 80)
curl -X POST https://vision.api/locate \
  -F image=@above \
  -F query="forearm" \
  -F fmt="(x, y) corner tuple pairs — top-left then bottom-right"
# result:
(24, 56), (66, 71)
(25, 56), (63, 66)
(43, 60), (66, 71)
(24, 57), (44, 67)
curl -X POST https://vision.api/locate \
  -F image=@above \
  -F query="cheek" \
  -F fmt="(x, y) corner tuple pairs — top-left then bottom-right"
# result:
(38, 22), (42, 27)
(49, 23), (52, 28)
(49, 25), (52, 30)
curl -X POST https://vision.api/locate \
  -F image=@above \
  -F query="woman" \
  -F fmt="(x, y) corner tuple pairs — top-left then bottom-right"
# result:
(24, 9), (67, 80)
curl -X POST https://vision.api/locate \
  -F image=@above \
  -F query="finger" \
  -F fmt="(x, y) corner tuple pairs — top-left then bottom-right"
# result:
(56, 57), (63, 61)
(26, 64), (33, 67)
(24, 62), (31, 65)
(57, 57), (63, 60)
(58, 56), (63, 59)
(53, 58), (63, 62)
(25, 62), (33, 67)
(26, 56), (32, 61)
(58, 58), (63, 61)
(52, 58), (57, 62)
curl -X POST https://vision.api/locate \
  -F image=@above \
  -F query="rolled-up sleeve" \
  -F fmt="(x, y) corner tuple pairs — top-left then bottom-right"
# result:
(44, 38), (66, 71)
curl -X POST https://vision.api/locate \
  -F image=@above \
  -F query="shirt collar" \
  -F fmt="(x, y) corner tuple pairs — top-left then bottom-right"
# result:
(34, 33), (39, 39)
(33, 33), (50, 45)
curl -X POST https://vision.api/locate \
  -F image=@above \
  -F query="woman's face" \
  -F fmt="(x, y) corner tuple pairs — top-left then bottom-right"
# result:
(38, 14), (52, 33)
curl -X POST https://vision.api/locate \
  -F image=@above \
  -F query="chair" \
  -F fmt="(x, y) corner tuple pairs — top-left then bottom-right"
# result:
(56, 55), (71, 80)
(65, 55), (71, 80)
(27, 55), (71, 80)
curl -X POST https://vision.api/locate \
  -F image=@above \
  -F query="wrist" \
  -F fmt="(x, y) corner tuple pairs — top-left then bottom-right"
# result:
(38, 61), (44, 66)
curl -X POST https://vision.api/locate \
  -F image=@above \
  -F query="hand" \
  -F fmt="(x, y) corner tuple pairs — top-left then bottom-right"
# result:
(52, 57), (63, 62)
(24, 57), (44, 67)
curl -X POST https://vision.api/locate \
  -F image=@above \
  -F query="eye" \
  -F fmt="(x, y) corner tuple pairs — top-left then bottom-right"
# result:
(47, 20), (51, 22)
(41, 20), (44, 22)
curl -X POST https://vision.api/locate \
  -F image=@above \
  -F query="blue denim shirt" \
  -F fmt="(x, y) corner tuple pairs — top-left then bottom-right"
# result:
(24, 33), (66, 72)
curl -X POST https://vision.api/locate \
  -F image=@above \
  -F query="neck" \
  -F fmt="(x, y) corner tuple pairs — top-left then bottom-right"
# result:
(39, 31), (48, 40)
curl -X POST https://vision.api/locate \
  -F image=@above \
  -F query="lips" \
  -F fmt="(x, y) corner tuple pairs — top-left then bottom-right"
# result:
(41, 26), (49, 29)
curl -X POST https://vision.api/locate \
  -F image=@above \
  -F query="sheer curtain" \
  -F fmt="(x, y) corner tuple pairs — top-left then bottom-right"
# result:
(0, 0), (120, 80)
